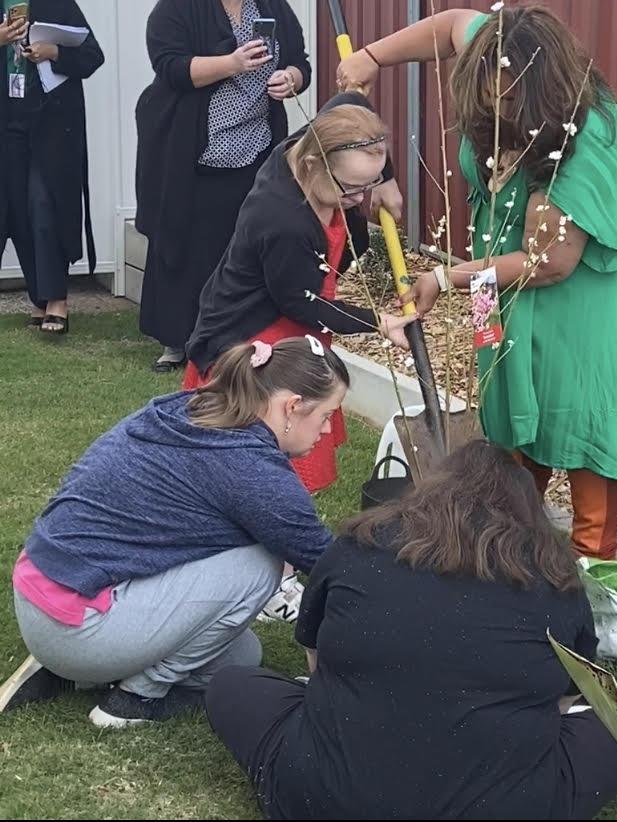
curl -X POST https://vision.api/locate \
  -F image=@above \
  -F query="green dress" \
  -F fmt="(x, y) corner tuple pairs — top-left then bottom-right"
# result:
(459, 15), (617, 478)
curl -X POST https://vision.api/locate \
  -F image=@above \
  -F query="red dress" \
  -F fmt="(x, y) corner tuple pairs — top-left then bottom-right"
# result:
(183, 210), (348, 493)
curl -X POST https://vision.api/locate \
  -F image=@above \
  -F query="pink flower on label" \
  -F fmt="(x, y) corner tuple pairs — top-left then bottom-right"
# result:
(472, 288), (499, 332)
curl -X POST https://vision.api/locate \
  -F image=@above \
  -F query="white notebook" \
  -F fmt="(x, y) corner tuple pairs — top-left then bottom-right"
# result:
(29, 21), (89, 93)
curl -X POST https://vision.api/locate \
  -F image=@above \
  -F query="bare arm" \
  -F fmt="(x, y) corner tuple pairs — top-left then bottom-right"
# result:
(450, 192), (588, 290)
(410, 193), (588, 316)
(287, 65), (304, 93)
(367, 8), (480, 65)
(189, 55), (236, 88)
(337, 9), (481, 92)
(305, 648), (318, 674)
(190, 40), (272, 89)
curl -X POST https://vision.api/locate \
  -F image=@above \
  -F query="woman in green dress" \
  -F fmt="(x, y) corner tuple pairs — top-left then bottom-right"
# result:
(339, 5), (617, 560)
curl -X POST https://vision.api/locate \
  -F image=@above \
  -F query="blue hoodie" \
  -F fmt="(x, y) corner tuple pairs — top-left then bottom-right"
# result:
(25, 392), (333, 597)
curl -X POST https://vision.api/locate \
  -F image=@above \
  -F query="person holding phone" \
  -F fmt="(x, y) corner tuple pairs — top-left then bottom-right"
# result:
(0, 0), (103, 334)
(136, 0), (312, 372)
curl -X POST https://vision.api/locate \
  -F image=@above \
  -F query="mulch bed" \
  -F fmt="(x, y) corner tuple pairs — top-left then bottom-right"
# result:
(335, 240), (571, 513)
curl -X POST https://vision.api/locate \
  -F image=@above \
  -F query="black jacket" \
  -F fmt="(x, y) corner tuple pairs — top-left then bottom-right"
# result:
(135, 0), (311, 270)
(187, 93), (393, 373)
(0, 0), (103, 270)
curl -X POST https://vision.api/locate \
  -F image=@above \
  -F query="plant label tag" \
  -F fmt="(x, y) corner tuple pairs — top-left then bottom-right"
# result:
(470, 266), (503, 349)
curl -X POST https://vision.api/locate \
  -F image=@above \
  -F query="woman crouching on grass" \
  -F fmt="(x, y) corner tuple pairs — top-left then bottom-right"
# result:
(0, 336), (345, 728)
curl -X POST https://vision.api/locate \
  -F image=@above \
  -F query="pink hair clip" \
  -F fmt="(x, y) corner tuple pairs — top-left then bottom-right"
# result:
(250, 340), (273, 368)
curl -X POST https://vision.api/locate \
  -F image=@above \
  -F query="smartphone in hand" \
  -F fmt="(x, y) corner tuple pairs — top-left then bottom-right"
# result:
(252, 18), (276, 56)
(7, 3), (29, 24)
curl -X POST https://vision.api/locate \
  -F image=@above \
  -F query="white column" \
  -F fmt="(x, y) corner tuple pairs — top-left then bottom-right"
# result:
(284, 0), (318, 133)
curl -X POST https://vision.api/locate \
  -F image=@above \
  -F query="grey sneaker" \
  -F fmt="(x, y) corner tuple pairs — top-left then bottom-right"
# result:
(153, 346), (186, 373)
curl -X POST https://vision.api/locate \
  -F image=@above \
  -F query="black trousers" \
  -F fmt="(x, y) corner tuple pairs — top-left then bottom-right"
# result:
(206, 665), (617, 821)
(6, 122), (70, 308)
(140, 149), (269, 349)
(206, 666), (304, 820)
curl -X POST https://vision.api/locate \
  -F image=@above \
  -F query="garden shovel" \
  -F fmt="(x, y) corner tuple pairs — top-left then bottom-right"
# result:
(327, 0), (481, 480)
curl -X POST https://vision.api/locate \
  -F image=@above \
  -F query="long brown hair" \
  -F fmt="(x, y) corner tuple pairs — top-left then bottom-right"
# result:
(343, 440), (579, 592)
(450, 5), (615, 186)
(187, 337), (350, 429)
(287, 104), (388, 195)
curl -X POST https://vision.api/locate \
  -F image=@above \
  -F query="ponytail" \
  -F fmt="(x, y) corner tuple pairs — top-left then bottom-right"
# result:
(187, 337), (350, 430)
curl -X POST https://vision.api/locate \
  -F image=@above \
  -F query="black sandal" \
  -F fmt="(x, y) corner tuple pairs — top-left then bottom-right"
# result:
(26, 316), (44, 328)
(41, 314), (69, 335)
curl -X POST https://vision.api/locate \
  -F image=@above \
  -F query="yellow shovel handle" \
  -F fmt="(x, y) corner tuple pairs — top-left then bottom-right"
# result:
(334, 32), (416, 316)
(336, 33), (354, 59)
(379, 207), (416, 316)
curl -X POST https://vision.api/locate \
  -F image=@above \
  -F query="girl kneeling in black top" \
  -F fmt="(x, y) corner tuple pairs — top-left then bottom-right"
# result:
(205, 441), (617, 820)
(184, 93), (412, 496)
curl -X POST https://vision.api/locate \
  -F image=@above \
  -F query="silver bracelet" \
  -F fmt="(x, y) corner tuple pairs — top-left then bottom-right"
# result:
(432, 264), (448, 293)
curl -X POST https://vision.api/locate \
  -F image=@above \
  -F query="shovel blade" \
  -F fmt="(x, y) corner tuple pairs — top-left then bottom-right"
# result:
(393, 409), (482, 484)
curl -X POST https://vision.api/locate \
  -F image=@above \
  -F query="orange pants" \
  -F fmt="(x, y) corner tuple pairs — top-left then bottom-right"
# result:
(515, 453), (617, 560)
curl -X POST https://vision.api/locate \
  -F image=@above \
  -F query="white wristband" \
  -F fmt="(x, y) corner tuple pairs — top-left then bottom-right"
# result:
(432, 264), (448, 293)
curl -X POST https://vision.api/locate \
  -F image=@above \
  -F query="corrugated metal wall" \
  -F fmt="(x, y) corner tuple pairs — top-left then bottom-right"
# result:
(316, 0), (410, 207)
(421, 0), (617, 255)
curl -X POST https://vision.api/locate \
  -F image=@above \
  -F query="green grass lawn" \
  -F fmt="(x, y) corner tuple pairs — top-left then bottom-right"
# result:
(2, 309), (616, 821)
(0, 308), (378, 820)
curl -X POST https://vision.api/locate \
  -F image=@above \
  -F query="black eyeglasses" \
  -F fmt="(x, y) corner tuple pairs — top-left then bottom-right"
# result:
(331, 172), (385, 197)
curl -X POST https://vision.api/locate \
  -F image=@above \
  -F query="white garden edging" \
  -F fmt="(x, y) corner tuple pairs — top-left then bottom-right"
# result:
(332, 344), (466, 429)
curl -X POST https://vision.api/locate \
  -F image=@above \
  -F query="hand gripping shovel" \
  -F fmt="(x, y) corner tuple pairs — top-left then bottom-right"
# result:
(328, 0), (479, 481)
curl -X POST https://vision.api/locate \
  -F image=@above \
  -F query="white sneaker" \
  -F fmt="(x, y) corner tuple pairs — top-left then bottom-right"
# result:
(258, 575), (304, 624)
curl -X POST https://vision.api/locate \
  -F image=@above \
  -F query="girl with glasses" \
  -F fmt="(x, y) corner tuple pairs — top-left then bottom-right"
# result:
(184, 94), (411, 498)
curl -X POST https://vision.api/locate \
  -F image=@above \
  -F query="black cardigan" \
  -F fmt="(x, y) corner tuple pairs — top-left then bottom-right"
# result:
(0, 0), (104, 270)
(187, 93), (393, 373)
(135, 0), (311, 270)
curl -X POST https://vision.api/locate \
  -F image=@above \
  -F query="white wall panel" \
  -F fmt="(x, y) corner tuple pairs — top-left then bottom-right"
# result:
(0, 0), (316, 288)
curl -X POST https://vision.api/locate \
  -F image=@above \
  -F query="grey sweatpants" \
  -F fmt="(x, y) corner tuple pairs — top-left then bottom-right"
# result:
(14, 545), (282, 699)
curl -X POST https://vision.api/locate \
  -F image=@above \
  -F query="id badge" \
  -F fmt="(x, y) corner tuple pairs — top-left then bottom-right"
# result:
(9, 72), (25, 98)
